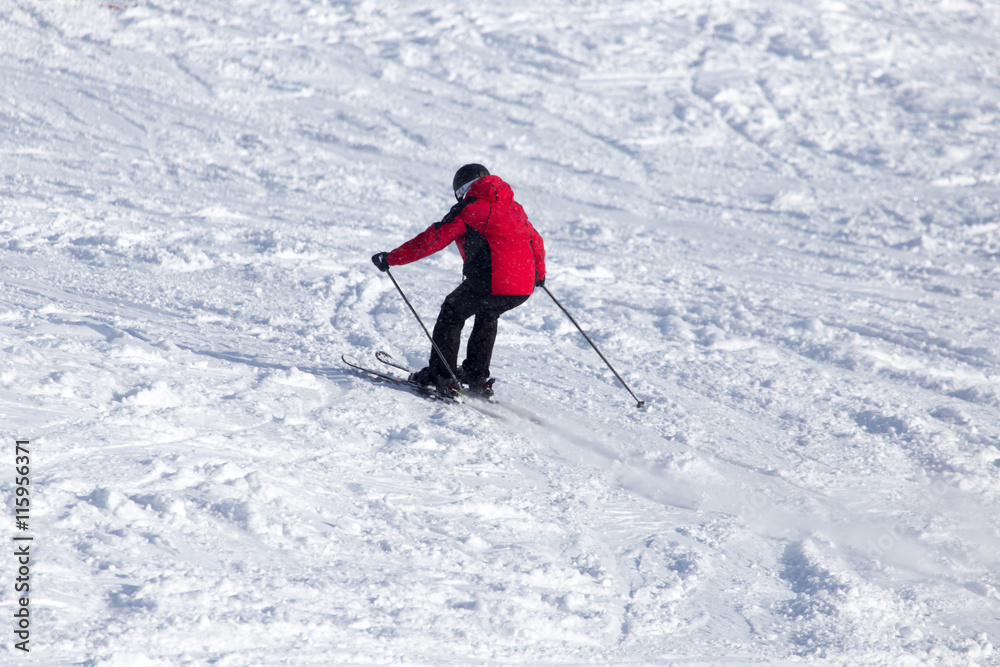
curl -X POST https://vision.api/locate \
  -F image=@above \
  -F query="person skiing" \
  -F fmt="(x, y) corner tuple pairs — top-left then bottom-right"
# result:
(371, 164), (546, 396)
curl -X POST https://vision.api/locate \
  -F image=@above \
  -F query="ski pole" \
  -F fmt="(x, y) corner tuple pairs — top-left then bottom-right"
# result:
(542, 285), (645, 409)
(384, 268), (461, 386)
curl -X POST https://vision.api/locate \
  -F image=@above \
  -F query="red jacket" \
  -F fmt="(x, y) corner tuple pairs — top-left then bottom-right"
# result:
(387, 175), (546, 296)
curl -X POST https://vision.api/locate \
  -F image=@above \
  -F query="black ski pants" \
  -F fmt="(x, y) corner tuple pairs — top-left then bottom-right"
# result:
(428, 282), (529, 380)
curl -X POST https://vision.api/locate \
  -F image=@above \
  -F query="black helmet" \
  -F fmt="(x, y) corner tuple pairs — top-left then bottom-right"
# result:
(453, 163), (489, 200)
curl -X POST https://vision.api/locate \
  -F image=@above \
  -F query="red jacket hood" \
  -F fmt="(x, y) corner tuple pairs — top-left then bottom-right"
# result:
(466, 175), (513, 204)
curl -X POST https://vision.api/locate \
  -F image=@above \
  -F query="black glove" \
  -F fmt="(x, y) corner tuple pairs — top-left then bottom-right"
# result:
(535, 276), (545, 287)
(371, 252), (390, 272)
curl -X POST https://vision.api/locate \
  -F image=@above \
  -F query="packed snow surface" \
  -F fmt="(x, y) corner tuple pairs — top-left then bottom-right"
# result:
(2, 0), (1000, 664)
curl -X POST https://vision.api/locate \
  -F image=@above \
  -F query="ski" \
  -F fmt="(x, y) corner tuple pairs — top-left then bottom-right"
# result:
(341, 353), (459, 402)
(375, 350), (411, 374)
(358, 352), (535, 423)
(375, 351), (496, 401)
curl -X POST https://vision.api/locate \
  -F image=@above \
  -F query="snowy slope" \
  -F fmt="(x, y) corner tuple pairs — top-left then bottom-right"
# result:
(2, 0), (999, 664)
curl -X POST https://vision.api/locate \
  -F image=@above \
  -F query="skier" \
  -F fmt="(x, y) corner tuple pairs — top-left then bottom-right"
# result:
(371, 164), (545, 396)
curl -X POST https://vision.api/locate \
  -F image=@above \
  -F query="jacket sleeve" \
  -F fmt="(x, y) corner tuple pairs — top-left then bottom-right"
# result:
(386, 201), (470, 267)
(528, 222), (546, 281)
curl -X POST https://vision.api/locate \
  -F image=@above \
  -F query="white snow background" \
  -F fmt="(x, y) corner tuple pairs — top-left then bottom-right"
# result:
(2, 0), (999, 664)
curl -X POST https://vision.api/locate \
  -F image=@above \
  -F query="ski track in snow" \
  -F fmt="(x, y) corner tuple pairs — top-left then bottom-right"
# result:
(2, 0), (999, 664)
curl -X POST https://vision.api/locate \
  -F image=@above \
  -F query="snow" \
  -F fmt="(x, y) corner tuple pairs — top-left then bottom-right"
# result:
(2, 0), (999, 663)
